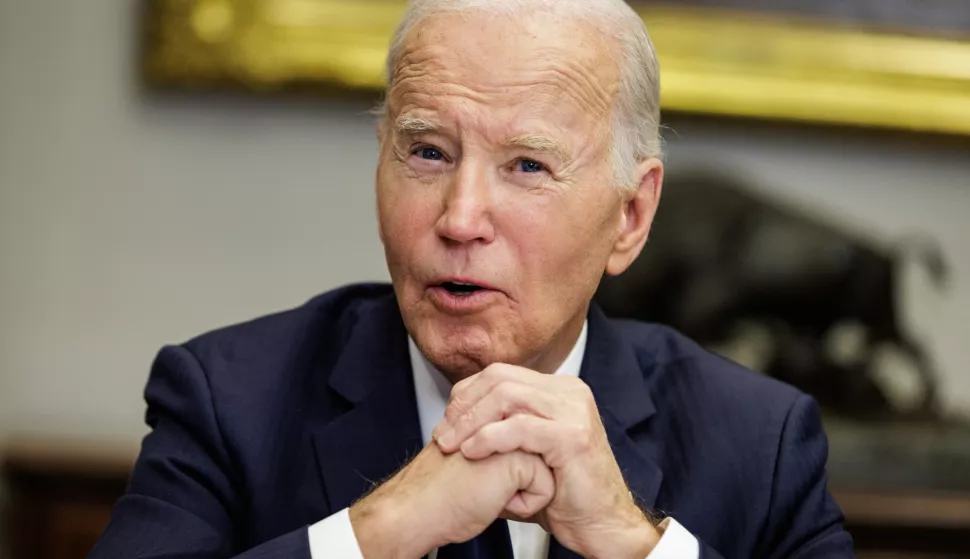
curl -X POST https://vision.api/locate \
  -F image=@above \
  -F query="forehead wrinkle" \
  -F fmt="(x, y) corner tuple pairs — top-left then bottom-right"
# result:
(388, 74), (492, 128)
(392, 74), (612, 139)
(538, 59), (617, 124)
(390, 20), (619, 121)
(396, 58), (616, 122)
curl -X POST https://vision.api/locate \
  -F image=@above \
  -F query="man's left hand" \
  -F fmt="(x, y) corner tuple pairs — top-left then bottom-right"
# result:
(433, 364), (661, 559)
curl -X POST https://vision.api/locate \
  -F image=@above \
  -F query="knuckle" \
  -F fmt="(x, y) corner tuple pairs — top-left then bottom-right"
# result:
(478, 421), (501, 442)
(495, 380), (519, 401)
(575, 380), (594, 399)
(457, 405), (478, 429)
(494, 382), (523, 417)
(449, 378), (471, 399)
(446, 388), (472, 412)
(449, 377), (470, 397)
(444, 398), (465, 422)
(571, 424), (593, 453)
(482, 363), (504, 379)
(487, 363), (518, 384)
(510, 413), (530, 428)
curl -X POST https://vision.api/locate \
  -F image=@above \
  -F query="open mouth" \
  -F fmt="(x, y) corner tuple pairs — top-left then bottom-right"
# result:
(439, 281), (486, 295)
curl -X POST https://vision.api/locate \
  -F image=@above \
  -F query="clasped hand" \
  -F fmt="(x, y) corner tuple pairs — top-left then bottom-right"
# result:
(350, 364), (659, 559)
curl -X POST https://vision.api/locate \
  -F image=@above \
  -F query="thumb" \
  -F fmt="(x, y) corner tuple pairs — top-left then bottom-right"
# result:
(504, 454), (555, 518)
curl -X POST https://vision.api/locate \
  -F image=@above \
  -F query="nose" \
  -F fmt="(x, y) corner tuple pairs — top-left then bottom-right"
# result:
(434, 160), (496, 245)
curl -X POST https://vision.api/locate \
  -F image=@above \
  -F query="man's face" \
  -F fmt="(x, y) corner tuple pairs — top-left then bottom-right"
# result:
(377, 12), (658, 381)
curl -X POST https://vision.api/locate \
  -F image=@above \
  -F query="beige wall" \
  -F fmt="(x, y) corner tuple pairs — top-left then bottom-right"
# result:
(1, 1), (969, 451)
(0, 1), (390, 443)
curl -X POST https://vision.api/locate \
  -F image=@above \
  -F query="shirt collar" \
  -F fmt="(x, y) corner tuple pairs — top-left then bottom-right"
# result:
(409, 321), (589, 446)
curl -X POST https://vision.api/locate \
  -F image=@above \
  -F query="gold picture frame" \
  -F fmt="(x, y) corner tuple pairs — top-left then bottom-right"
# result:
(143, 0), (970, 135)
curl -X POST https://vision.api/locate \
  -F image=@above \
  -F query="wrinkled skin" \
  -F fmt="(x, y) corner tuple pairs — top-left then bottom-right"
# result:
(353, 8), (665, 559)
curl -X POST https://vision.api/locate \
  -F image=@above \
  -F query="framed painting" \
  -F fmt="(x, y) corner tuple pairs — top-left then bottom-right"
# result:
(141, 0), (970, 135)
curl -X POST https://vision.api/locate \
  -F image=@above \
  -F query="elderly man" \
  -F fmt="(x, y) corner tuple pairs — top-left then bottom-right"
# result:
(90, 0), (853, 558)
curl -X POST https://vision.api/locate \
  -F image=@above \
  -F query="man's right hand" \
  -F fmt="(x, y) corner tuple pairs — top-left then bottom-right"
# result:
(349, 443), (554, 559)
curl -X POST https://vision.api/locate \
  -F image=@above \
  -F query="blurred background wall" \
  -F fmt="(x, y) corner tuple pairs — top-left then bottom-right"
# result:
(0, 2), (397, 445)
(1, 0), (969, 453)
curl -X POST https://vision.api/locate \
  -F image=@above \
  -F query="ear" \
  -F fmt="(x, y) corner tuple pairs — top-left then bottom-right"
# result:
(605, 158), (664, 276)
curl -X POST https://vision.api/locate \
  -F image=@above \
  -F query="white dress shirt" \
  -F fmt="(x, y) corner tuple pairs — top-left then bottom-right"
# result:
(308, 321), (699, 558)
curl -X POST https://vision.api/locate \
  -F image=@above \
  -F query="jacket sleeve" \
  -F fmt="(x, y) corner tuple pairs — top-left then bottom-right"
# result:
(757, 394), (855, 559)
(88, 345), (312, 559)
(693, 395), (853, 559)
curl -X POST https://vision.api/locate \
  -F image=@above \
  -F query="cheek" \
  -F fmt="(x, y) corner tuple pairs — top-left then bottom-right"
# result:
(502, 194), (616, 293)
(378, 172), (440, 264)
(500, 203), (571, 289)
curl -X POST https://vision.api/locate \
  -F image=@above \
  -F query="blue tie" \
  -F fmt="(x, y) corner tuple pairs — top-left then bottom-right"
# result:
(435, 519), (514, 559)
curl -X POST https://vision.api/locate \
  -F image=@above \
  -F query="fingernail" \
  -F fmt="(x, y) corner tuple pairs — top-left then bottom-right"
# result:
(438, 429), (455, 448)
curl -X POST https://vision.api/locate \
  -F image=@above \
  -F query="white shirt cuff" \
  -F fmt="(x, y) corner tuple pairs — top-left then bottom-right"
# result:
(307, 509), (698, 559)
(308, 507), (365, 559)
(646, 518), (700, 559)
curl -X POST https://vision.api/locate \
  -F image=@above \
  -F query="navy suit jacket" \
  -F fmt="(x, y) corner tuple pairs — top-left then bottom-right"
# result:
(90, 283), (853, 559)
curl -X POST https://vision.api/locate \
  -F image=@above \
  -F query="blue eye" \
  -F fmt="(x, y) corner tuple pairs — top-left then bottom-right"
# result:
(517, 159), (546, 173)
(416, 147), (444, 161)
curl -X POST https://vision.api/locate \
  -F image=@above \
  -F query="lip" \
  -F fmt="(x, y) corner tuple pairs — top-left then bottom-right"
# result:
(427, 286), (501, 314)
(426, 277), (504, 314)
(431, 276), (501, 292)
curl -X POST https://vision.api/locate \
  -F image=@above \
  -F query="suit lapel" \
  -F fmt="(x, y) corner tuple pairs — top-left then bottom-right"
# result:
(312, 295), (424, 512)
(311, 296), (663, 557)
(549, 304), (664, 559)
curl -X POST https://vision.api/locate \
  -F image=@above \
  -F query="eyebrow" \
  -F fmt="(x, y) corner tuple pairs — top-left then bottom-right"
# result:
(507, 134), (572, 165)
(394, 114), (439, 135)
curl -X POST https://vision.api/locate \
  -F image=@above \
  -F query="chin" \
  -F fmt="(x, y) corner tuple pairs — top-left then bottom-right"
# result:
(425, 325), (495, 380)
(423, 351), (485, 383)
(410, 314), (511, 382)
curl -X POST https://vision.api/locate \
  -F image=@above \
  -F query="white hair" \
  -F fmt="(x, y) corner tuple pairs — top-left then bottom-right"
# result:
(379, 0), (663, 191)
